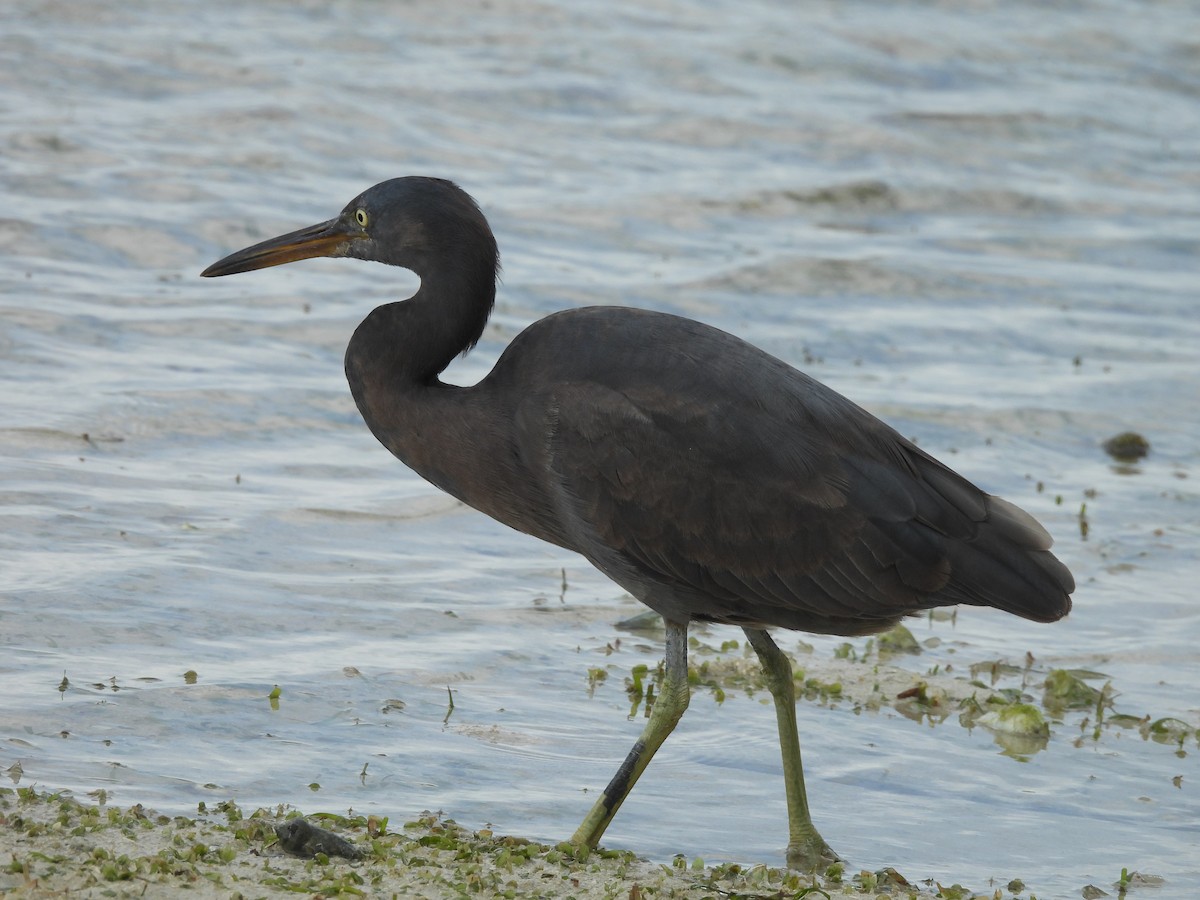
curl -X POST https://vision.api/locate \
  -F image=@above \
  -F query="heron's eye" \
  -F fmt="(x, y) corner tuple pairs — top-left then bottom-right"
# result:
(355, 208), (369, 228)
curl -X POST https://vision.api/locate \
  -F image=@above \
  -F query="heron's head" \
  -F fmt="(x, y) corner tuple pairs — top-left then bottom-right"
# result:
(201, 176), (498, 282)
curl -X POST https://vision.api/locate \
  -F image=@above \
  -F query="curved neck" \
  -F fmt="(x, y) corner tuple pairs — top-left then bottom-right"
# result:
(347, 263), (495, 390)
(342, 243), (500, 510)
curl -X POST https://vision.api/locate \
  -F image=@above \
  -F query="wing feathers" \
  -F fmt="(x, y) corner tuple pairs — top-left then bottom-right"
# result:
(531, 372), (1070, 631)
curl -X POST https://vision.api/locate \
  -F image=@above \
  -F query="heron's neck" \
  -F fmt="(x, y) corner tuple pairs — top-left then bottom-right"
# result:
(341, 259), (563, 550)
(354, 262), (494, 381)
(343, 267), (515, 513)
(343, 259), (496, 464)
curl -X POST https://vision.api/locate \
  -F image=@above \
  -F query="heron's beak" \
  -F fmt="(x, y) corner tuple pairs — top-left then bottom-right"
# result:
(201, 216), (362, 277)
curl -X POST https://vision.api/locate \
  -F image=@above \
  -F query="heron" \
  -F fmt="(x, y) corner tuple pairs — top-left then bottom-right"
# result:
(202, 176), (1073, 869)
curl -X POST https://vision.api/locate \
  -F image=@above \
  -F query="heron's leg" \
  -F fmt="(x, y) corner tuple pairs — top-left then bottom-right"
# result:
(570, 617), (691, 850)
(743, 627), (840, 871)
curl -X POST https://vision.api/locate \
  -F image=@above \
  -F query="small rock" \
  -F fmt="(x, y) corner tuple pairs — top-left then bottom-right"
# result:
(1102, 432), (1149, 462)
(275, 818), (364, 859)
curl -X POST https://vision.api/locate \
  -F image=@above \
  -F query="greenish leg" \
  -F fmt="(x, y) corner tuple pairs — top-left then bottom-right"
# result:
(743, 627), (840, 871)
(570, 617), (691, 850)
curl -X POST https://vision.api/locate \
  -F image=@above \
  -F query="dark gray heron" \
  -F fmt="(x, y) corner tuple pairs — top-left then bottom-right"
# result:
(202, 176), (1073, 869)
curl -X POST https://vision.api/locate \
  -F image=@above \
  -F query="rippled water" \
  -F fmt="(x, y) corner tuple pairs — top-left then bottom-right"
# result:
(2, 1), (1198, 895)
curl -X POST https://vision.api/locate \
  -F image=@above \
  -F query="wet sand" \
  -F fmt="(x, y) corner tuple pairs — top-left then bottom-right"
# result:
(0, 789), (959, 899)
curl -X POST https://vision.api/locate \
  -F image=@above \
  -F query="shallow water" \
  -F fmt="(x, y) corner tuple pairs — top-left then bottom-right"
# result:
(2, 0), (1198, 895)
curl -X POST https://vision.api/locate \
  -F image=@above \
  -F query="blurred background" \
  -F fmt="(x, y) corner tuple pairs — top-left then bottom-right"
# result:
(1, 1), (1197, 895)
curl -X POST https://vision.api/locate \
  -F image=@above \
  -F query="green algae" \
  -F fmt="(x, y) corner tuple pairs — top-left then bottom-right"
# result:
(0, 789), (1037, 899)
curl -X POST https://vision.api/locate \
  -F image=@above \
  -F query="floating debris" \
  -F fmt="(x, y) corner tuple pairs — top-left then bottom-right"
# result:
(1043, 669), (1106, 713)
(1102, 431), (1150, 462)
(977, 703), (1050, 737)
(877, 623), (921, 655)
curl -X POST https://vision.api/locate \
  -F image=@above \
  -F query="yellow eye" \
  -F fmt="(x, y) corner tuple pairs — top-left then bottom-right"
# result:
(355, 208), (369, 228)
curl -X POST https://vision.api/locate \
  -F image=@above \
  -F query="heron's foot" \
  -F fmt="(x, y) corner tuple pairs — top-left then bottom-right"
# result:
(784, 826), (841, 872)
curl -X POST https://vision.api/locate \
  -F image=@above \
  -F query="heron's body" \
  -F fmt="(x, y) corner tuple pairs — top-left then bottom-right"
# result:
(204, 176), (1073, 869)
(351, 303), (1067, 635)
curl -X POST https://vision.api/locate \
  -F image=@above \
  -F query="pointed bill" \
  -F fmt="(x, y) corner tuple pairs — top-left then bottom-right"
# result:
(201, 217), (362, 277)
